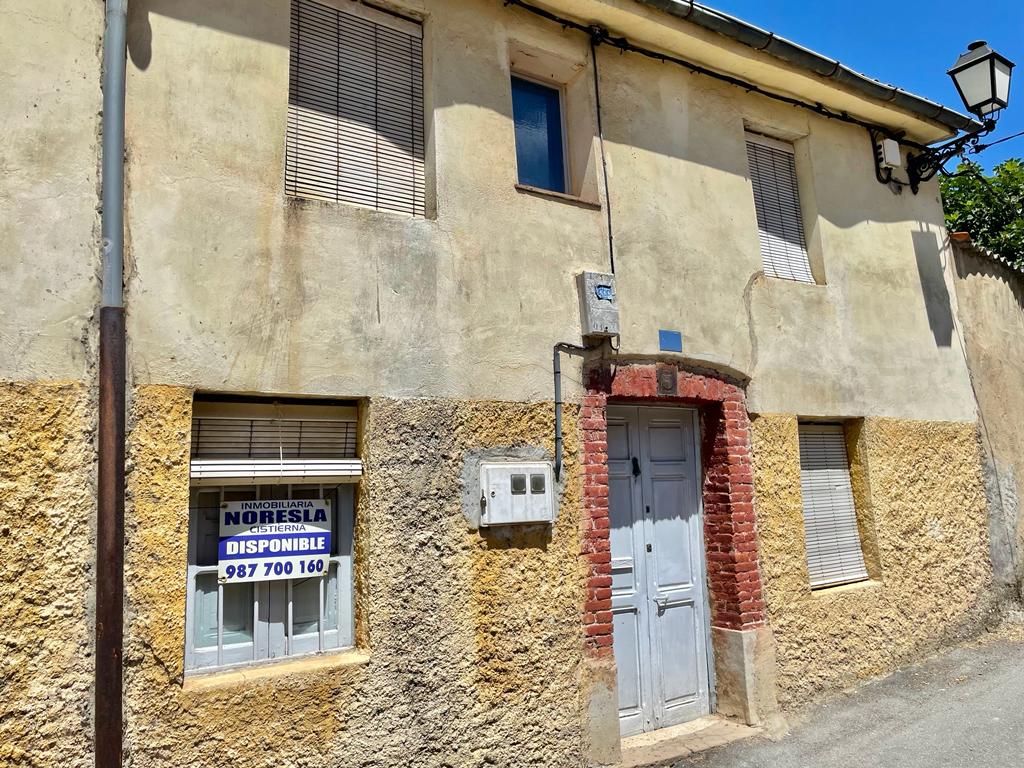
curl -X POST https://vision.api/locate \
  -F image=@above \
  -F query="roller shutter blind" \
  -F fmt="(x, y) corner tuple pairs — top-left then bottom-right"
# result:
(286, 0), (425, 216)
(798, 424), (868, 588)
(190, 418), (358, 459)
(746, 133), (814, 283)
(190, 402), (362, 485)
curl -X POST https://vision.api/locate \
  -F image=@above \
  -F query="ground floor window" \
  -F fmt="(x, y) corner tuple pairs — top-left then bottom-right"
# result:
(185, 482), (355, 671)
(798, 422), (868, 588)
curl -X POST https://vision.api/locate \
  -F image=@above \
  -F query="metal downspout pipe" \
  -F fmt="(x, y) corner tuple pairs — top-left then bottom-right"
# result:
(97, 1), (128, 766)
(553, 343), (589, 482)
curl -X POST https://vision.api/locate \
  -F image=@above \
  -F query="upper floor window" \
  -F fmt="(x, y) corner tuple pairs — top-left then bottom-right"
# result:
(745, 132), (814, 283)
(286, 0), (425, 216)
(511, 75), (568, 194)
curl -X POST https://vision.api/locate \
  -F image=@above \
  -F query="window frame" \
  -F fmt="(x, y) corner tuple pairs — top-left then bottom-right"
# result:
(183, 482), (356, 674)
(797, 422), (870, 590)
(285, 0), (426, 216)
(745, 131), (816, 284)
(509, 72), (571, 195)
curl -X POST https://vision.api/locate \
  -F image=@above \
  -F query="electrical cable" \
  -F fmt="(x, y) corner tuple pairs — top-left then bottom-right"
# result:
(591, 37), (616, 275)
(974, 129), (1024, 152)
(504, 0), (1020, 199)
(502, 0), (930, 152)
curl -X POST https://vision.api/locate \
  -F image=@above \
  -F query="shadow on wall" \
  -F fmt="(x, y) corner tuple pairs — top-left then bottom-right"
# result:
(127, 0), (947, 233)
(128, 0), (291, 70)
(912, 229), (954, 347)
(480, 523), (551, 552)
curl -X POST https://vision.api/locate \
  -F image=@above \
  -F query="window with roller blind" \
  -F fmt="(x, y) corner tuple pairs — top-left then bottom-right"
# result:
(184, 399), (362, 673)
(745, 132), (815, 284)
(286, 0), (425, 216)
(797, 423), (869, 589)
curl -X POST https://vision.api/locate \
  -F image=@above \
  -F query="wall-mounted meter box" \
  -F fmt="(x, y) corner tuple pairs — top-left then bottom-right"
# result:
(479, 461), (555, 526)
(577, 271), (619, 338)
(877, 137), (903, 169)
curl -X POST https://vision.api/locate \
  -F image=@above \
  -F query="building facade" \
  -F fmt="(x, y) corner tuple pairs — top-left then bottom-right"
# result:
(1, 0), (1011, 766)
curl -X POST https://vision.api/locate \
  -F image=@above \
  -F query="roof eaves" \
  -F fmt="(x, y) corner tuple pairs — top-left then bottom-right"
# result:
(637, 0), (983, 137)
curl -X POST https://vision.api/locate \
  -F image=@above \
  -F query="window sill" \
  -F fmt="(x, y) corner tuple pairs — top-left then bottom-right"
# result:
(514, 183), (601, 209)
(285, 194), (435, 221)
(811, 578), (881, 597)
(763, 273), (826, 287)
(182, 648), (369, 691)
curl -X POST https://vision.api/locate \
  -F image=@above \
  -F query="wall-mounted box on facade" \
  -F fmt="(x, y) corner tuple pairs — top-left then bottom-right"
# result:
(577, 271), (619, 338)
(479, 461), (555, 526)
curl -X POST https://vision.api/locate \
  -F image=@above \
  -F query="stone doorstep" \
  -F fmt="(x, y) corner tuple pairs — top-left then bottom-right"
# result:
(614, 716), (760, 768)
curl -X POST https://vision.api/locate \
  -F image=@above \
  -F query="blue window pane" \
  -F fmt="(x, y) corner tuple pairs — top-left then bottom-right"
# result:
(511, 76), (566, 193)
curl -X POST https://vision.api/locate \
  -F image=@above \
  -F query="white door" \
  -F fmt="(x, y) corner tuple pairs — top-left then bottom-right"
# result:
(609, 406), (711, 737)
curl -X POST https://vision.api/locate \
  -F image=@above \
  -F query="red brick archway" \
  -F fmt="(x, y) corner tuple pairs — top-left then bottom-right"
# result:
(580, 362), (766, 658)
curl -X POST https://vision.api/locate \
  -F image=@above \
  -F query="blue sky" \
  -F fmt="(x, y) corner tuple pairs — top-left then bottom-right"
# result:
(707, 1), (1024, 170)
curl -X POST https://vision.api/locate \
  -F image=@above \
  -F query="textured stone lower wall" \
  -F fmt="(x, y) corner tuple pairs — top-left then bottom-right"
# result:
(750, 414), (998, 707)
(0, 382), (94, 767)
(123, 388), (590, 768)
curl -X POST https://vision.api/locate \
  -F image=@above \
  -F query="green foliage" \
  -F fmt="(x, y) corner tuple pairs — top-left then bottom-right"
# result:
(940, 159), (1024, 268)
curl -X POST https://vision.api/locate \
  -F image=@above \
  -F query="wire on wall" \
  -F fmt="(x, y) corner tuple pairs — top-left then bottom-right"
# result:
(502, 0), (930, 152)
(590, 36), (616, 274)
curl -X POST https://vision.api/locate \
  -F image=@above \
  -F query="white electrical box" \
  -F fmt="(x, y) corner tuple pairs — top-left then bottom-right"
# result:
(878, 138), (902, 169)
(479, 461), (555, 526)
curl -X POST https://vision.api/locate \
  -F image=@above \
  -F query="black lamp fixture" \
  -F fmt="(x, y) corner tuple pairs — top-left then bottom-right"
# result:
(904, 41), (1015, 193)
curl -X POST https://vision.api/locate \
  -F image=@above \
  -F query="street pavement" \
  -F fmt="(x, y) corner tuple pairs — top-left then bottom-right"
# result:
(679, 624), (1024, 768)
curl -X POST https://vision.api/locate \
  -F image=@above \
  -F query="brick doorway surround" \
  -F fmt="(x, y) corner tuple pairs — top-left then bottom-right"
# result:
(580, 362), (767, 656)
(575, 361), (782, 763)
(577, 361), (783, 741)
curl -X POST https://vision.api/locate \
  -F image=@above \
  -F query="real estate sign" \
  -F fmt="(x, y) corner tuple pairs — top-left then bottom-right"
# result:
(218, 498), (331, 584)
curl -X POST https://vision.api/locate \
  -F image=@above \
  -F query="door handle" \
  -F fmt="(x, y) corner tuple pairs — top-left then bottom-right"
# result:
(653, 596), (669, 613)
(632, 457), (641, 477)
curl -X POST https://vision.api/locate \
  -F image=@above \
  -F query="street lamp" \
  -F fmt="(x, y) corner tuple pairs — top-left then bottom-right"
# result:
(905, 41), (1014, 193)
(948, 41), (1014, 118)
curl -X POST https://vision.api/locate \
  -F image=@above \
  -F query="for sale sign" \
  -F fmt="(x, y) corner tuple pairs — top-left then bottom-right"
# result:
(218, 499), (331, 584)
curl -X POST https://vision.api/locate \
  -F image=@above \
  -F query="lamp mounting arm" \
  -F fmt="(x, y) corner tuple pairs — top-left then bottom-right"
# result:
(906, 119), (996, 194)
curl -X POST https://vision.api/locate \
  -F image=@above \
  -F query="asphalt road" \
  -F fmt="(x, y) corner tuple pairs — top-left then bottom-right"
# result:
(680, 629), (1024, 768)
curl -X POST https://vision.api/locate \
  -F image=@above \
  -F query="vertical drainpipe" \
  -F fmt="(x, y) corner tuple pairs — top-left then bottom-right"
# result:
(553, 343), (589, 482)
(97, 1), (128, 767)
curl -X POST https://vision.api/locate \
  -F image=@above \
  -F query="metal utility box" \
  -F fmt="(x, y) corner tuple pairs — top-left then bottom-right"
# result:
(479, 461), (554, 526)
(577, 271), (619, 338)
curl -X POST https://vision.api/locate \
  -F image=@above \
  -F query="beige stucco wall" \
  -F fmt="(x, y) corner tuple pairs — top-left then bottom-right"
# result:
(0, 0), (101, 382)
(950, 244), (1024, 597)
(0, 383), (95, 767)
(119, 0), (976, 423)
(750, 413), (998, 707)
(123, 386), (592, 767)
